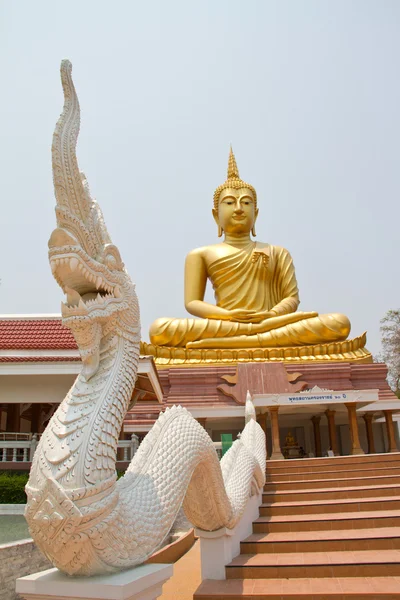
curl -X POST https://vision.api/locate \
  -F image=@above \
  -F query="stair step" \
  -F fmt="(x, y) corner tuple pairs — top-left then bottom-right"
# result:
(194, 576), (400, 598)
(260, 496), (400, 516)
(265, 453), (400, 472)
(263, 482), (400, 502)
(264, 473), (400, 491)
(196, 455), (400, 598)
(253, 509), (400, 533)
(241, 527), (400, 553)
(265, 453), (400, 470)
(265, 465), (400, 482)
(226, 549), (400, 578)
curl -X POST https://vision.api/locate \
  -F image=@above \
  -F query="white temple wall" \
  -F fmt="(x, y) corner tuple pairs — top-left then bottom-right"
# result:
(0, 374), (75, 405)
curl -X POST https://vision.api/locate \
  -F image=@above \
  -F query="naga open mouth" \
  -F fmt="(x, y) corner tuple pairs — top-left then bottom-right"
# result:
(49, 252), (122, 318)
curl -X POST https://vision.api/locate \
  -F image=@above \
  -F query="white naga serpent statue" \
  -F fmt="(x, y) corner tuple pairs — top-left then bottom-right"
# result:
(25, 60), (266, 576)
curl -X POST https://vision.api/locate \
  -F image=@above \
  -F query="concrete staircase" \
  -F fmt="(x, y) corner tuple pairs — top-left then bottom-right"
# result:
(194, 453), (400, 599)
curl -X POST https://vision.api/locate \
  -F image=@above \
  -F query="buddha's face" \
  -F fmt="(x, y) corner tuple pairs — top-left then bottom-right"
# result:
(213, 187), (258, 235)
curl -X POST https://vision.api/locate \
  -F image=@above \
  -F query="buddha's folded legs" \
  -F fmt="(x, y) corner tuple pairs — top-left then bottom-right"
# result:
(150, 316), (253, 347)
(187, 313), (350, 349)
(149, 312), (350, 348)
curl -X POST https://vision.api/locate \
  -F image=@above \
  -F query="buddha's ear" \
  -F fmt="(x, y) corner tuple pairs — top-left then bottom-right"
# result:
(212, 209), (223, 237)
(251, 208), (259, 238)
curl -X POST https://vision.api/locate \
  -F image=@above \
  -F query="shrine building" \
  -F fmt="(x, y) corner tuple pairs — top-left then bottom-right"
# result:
(1, 314), (400, 464)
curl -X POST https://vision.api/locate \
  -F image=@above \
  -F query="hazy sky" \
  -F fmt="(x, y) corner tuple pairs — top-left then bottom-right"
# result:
(1, 1), (399, 356)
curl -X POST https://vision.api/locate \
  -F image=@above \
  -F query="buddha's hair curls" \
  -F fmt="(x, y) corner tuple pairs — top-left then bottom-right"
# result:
(213, 180), (257, 210)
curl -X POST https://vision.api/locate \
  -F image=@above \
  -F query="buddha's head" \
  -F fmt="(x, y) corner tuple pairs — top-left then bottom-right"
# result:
(212, 147), (259, 237)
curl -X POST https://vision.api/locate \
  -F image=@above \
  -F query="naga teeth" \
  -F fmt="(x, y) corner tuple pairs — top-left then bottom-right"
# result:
(70, 257), (79, 272)
(65, 286), (81, 307)
(51, 254), (119, 304)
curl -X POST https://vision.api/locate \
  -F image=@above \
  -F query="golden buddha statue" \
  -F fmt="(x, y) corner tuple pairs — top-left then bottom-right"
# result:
(285, 431), (297, 447)
(142, 148), (371, 365)
(283, 431), (301, 459)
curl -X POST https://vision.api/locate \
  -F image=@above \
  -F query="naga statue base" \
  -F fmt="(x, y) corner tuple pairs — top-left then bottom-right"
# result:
(141, 332), (372, 367)
(16, 563), (173, 600)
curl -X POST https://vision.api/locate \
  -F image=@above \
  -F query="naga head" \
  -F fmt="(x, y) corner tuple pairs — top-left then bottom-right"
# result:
(49, 61), (139, 380)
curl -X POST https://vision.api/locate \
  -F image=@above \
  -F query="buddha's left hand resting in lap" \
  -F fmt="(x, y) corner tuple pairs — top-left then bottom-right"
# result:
(149, 148), (350, 350)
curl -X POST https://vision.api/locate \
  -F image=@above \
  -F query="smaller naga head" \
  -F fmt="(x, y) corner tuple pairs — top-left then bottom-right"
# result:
(49, 61), (139, 380)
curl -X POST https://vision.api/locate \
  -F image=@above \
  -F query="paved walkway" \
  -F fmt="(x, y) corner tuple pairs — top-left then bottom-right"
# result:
(159, 539), (201, 600)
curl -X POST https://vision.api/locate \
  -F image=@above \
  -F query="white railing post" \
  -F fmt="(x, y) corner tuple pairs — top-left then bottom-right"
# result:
(131, 433), (139, 457)
(195, 491), (263, 580)
(29, 434), (38, 461)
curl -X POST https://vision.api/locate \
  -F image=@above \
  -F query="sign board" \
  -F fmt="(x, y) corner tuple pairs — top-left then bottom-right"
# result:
(253, 386), (379, 409)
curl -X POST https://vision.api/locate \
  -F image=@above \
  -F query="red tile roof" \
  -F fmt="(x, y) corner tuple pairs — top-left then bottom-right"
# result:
(0, 356), (80, 362)
(0, 319), (77, 350)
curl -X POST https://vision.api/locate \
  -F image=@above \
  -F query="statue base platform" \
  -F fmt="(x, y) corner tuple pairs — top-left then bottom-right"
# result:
(16, 563), (173, 600)
(141, 333), (372, 367)
(283, 445), (302, 459)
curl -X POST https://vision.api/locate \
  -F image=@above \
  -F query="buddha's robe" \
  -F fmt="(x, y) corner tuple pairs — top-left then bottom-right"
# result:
(149, 243), (350, 348)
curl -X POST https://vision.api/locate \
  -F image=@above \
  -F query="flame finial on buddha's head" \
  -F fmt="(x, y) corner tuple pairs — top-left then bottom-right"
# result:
(213, 146), (258, 209)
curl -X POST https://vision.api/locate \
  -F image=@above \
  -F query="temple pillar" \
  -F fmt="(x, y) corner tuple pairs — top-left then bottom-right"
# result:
(311, 416), (322, 457)
(6, 404), (20, 432)
(384, 410), (398, 453)
(268, 407), (284, 460)
(257, 412), (268, 458)
(363, 413), (376, 454)
(345, 403), (364, 455)
(31, 404), (41, 435)
(325, 409), (339, 455)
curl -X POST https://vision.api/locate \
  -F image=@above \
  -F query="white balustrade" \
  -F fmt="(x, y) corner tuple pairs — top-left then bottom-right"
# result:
(117, 434), (140, 461)
(0, 432), (143, 464)
(0, 435), (36, 462)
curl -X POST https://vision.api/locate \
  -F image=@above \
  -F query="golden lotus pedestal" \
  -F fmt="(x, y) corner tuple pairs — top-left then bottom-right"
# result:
(141, 332), (372, 367)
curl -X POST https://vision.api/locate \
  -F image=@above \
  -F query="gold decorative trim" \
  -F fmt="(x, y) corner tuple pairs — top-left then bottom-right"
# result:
(140, 333), (372, 367)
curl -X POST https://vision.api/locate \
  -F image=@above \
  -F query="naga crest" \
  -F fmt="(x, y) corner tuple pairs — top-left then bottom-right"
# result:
(49, 60), (139, 379)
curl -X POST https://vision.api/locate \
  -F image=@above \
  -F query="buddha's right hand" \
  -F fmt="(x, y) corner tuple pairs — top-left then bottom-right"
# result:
(227, 308), (259, 323)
